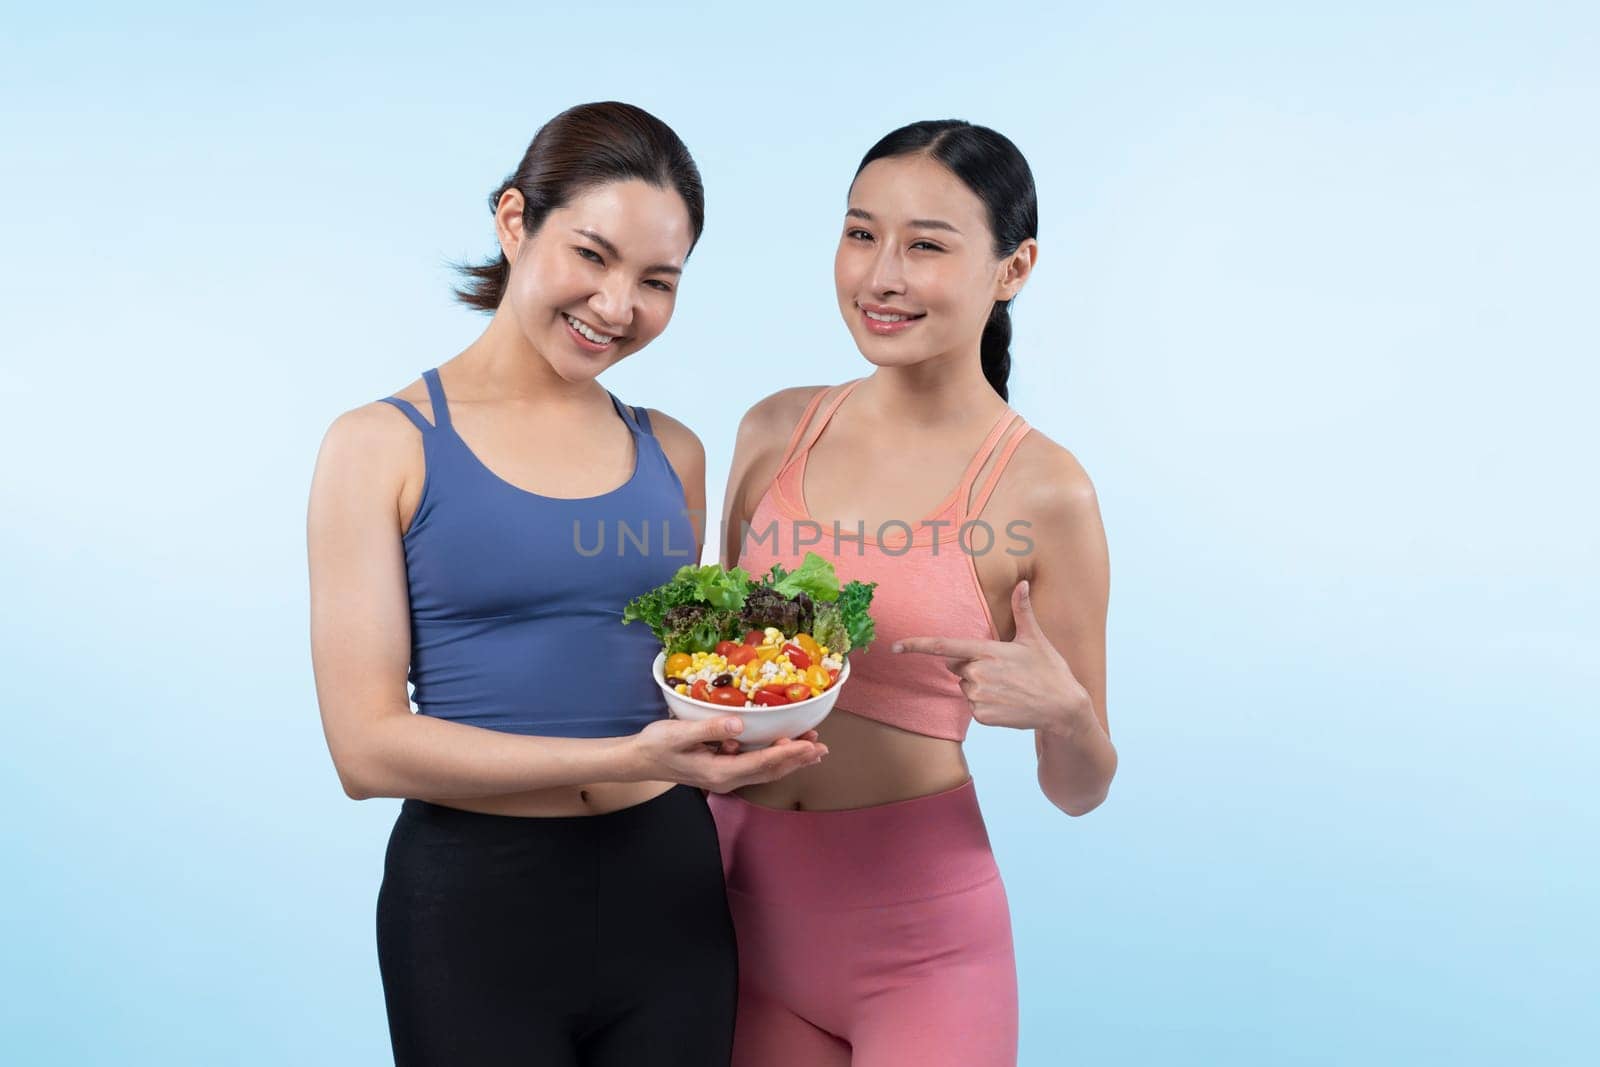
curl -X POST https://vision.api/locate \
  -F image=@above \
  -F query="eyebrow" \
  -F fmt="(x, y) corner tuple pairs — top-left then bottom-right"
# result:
(573, 228), (683, 275)
(845, 208), (961, 235)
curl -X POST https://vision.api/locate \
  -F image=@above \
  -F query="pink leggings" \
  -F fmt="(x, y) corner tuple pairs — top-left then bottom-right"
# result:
(707, 779), (1018, 1067)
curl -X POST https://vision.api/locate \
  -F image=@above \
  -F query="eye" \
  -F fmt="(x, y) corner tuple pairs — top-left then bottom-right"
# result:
(845, 228), (874, 242)
(645, 279), (674, 293)
(575, 246), (603, 264)
(910, 240), (944, 252)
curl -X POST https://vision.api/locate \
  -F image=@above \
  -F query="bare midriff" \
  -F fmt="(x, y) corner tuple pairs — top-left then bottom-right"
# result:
(735, 707), (969, 811)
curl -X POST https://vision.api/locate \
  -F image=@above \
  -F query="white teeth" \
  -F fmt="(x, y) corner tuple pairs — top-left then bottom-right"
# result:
(865, 310), (910, 323)
(565, 314), (615, 345)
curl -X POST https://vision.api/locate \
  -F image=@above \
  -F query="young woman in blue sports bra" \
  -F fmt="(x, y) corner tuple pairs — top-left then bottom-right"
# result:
(307, 102), (827, 1067)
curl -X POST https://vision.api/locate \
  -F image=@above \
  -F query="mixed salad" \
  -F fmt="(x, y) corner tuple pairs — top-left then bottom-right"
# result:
(622, 553), (877, 708)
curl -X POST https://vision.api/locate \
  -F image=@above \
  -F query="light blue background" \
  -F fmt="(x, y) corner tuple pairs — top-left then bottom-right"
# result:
(4, 3), (1596, 1064)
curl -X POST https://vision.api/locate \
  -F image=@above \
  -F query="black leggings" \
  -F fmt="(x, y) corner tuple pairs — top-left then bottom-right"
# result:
(377, 785), (737, 1066)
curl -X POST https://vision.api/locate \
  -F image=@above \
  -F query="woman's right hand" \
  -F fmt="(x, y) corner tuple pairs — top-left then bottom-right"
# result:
(629, 717), (827, 793)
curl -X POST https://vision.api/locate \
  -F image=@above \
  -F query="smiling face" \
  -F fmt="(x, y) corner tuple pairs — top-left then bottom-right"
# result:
(835, 154), (1025, 371)
(496, 178), (694, 382)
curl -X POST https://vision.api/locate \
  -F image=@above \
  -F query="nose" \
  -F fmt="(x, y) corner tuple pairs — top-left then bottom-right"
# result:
(867, 242), (907, 297)
(588, 275), (634, 332)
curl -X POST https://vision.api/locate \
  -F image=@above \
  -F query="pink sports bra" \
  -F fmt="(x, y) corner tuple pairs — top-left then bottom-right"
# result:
(738, 379), (1032, 741)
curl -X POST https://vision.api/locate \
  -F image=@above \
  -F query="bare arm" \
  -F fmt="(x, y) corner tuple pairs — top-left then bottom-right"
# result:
(1024, 458), (1118, 816)
(640, 406), (708, 561)
(307, 404), (823, 801)
(718, 386), (826, 568)
(893, 442), (1117, 817)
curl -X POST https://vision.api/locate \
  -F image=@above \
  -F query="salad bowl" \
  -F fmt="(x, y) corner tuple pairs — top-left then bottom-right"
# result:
(651, 650), (851, 749)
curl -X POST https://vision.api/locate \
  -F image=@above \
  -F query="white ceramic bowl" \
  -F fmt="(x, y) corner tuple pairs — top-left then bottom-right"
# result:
(651, 650), (849, 750)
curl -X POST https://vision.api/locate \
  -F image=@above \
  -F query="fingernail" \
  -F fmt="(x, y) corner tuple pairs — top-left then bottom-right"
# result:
(726, 719), (743, 734)
(892, 642), (904, 653)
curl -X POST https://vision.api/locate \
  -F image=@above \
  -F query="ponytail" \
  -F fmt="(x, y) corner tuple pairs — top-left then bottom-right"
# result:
(455, 253), (512, 312)
(980, 300), (1013, 402)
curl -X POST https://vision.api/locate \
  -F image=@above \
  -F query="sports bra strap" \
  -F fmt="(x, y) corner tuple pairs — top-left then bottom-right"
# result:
(791, 379), (865, 461)
(775, 386), (835, 471)
(422, 368), (453, 430)
(379, 396), (434, 433)
(607, 392), (648, 435)
(964, 416), (1031, 519)
(948, 407), (1019, 498)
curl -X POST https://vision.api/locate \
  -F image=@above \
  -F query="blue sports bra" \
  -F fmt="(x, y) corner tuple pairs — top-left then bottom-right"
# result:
(379, 368), (695, 738)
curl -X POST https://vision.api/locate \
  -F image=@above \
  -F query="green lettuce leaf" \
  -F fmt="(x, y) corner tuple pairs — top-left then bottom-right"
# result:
(683, 564), (752, 612)
(770, 552), (840, 603)
(810, 580), (876, 654)
(621, 572), (702, 642)
(811, 604), (849, 656)
(837, 579), (877, 651)
(622, 564), (751, 641)
(661, 603), (740, 655)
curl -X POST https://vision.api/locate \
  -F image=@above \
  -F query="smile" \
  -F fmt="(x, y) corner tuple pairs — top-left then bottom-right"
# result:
(857, 303), (925, 335)
(564, 313), (618, 347)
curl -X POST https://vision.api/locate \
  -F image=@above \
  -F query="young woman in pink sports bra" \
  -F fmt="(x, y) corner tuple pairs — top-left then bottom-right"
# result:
(708, 121), (1119, 1066)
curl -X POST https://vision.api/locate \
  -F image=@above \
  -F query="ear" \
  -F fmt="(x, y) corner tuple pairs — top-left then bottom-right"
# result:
(494, 187), (527, 263)
(994, 238), (1039, 302)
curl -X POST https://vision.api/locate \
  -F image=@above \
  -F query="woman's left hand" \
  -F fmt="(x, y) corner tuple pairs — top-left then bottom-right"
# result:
(893, 580), (1092, 735)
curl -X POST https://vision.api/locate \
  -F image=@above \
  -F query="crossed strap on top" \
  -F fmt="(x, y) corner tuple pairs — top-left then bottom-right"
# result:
(379, 368), (651, 438)
(776, 379), (1031, 525)
(378, 368), (454, 434)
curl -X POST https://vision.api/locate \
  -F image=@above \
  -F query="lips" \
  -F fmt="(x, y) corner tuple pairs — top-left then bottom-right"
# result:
(564, 313), (620, 351)
(856, 302), (925, 336)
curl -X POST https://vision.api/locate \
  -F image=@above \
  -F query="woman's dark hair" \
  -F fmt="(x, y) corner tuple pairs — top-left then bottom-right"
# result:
(454, 101), (705, 312)
(853, 121), (1037, 401)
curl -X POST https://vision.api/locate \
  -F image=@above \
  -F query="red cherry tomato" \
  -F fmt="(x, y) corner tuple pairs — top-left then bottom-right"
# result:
(690, 679), (710, 703)
(715, 640), (740, 658)
(708, 685), (747, 708)
(752, 689), (791, 707)
(783, 644), (812, 670)
(743, 630), (767, 646)
(827, 667), (840, 683)
(727, 645), (759, 667)
(784, 683), (813, 703)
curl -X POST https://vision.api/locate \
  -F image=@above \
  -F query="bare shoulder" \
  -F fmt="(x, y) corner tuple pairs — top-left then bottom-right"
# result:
(737, 384), (831, 446)
(636, 406), (706, 490)
(636, 406), (704, 461)
(310, 392), (430, 515)
(1004, 426), (1101, 527)
(718, 386), (832, 561)
(323, 372), (436, 449)
(319, 399), (420, 466)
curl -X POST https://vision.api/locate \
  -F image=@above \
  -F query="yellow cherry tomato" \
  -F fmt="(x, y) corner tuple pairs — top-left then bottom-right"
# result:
(665, 652), (692, 676)
(795, 633), (821, 659)
(804, 666), (831, 691)
(755, 645), (780, 662)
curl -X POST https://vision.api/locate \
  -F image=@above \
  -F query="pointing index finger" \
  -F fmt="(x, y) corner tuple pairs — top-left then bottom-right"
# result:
(892, 636), (1000, 660)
